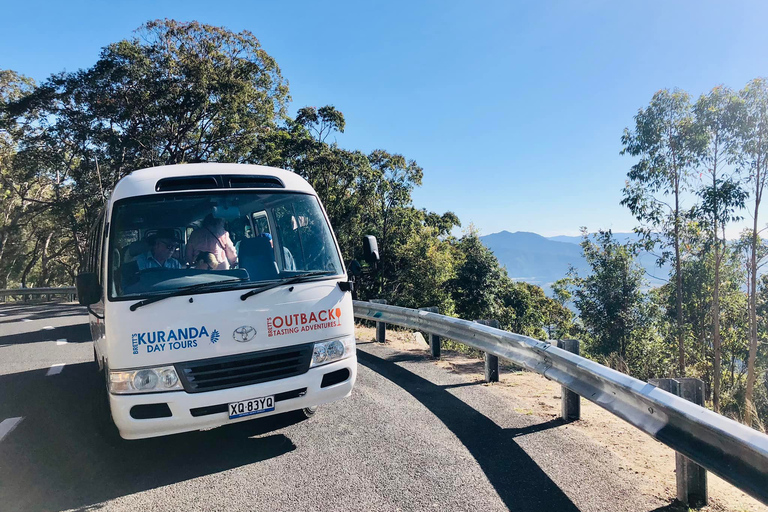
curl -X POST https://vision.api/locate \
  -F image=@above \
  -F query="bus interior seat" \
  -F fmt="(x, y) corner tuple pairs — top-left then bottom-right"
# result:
(123, 239), (150, 263)
(238, 237), (279, 281)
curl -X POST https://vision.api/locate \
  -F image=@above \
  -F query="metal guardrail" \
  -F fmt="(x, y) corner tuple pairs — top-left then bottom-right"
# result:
(353, 300), (768, 505)
(0, 287), (77, 300)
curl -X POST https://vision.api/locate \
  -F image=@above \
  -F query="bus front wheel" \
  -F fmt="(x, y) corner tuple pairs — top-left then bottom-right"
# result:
(301, 406), (318, 418)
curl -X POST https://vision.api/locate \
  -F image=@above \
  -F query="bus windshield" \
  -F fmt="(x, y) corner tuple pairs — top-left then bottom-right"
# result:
(108, 191), (343, 299)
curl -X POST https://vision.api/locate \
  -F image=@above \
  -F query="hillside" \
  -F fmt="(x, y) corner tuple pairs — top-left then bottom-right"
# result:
(479, 231), (589, 289)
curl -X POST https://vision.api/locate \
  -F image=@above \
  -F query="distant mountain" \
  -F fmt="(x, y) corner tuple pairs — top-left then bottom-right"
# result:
(479, 231), (669, 293)
(479, 231), (589, 289)
(547, 233), (642, 245)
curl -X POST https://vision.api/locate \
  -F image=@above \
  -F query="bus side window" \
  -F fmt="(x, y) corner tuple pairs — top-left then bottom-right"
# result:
(251, 211), (270, 236)
(96, 209), (106, 285)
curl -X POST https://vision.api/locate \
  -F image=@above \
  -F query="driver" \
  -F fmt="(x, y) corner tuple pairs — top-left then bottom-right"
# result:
(136, 229), (183, 270)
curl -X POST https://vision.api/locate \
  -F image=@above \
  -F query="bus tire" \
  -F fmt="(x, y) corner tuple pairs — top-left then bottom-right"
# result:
(301, 406), (318, 418)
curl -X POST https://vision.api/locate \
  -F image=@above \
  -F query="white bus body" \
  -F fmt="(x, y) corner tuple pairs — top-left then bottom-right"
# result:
(79, 163), (356, 440)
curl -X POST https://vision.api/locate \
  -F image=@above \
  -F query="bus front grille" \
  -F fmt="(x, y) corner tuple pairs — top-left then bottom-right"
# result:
(175, 344), (314, 393)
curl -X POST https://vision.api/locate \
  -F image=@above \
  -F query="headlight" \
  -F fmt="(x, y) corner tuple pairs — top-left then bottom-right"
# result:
(310, 335), (355, 368)
(109, 365), (183, 394)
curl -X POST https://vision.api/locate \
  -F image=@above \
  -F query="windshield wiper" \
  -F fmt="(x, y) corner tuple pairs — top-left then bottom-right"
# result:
(240, 271), (336, 301)
(130, 278), (248, 311)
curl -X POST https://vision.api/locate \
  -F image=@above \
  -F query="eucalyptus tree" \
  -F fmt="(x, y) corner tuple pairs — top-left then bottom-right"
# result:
(0, 70), (76, 287)
(449, 230), (505, 322)
(737, 78), (768, 425)
(570, 230), (647, 361)
(7, 19), (290, 269)
(692, 86), (747, 411)
(621, 89), (705, 375)
(363, 149), (424, 297)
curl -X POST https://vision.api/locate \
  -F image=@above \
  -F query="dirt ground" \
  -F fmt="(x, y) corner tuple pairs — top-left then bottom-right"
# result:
(355, 324), (768, 512)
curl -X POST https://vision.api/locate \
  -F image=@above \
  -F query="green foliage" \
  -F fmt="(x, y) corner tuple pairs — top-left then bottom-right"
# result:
(570, 229), (647, 360)
(0, 70), (78, 288)
(1, 20), (290, 287)
(390, 224), (458, 314)
(449, 229), (504, 321)
(620, 88), (703, 236)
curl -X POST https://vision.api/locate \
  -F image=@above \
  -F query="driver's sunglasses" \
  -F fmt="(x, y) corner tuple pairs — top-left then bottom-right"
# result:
(160, 240), (179, 250)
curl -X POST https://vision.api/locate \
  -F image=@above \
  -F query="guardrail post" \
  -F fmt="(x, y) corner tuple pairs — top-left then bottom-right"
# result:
(370, 299), (388, 343)
(476, 319), (499, 382)
(650, 377), (708, 508)
(556, 339), (581, 421)
(419, 306), (441, 358)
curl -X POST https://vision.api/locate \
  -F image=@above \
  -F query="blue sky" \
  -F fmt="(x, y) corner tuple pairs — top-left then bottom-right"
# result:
(2, 0), (767, 237)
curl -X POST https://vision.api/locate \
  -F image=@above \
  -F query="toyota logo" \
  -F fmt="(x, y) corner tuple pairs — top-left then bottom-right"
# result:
(233, 326), (257, 342)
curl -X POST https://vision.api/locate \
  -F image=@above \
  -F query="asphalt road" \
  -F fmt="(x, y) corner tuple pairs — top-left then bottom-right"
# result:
(0, 302), (671, 512)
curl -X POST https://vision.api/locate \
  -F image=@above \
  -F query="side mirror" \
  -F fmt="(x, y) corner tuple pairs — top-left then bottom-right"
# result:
(76, 272), (101, 306)
(362, 235), (380, 265)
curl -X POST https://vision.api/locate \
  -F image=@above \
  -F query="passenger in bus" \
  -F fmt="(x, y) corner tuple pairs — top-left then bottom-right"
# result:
(193, 251), (217, 271)
(186, 214), (237, 270)
(135, 229), (183, 270)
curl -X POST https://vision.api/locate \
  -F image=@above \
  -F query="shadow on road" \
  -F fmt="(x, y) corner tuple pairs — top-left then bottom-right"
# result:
(0, 322), (92, 345)
(358, 350), (580, 512)
(0, 362), (300, 512)
(646, 503), (686, 512)
(0, 302), (86, 325)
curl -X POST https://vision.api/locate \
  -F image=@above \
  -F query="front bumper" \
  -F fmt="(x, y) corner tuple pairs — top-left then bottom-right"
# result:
(109, 355), (356, 440)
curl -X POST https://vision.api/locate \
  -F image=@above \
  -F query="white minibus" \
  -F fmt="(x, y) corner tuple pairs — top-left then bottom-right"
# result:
(77, 163), (364, 440)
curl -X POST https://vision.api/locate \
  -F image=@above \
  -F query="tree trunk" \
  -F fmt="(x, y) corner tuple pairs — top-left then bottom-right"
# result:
(39, 232), (53, 287)
(20, 243), (40, 290)
(0, 230), (9, 289)
(713, 228), (721, 412)
(745, 158), (761, 425)
(675, 175), (685, 376)
(712, 160), (722, 413)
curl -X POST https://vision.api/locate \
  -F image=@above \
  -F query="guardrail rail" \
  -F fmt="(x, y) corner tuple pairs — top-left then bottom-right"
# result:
(0, 287), (77, 301)
(353, 300), (768, 506)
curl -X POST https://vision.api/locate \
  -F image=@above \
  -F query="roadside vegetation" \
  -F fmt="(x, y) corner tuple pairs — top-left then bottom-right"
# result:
(0, 19), (766, 430)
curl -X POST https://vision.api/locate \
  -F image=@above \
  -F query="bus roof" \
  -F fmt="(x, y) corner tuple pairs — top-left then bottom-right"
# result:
(111, 163), (315, 202)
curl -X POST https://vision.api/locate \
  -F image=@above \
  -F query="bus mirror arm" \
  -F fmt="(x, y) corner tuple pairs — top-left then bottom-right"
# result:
(337, 281), (355, 293)
(87, 305), (105, 320)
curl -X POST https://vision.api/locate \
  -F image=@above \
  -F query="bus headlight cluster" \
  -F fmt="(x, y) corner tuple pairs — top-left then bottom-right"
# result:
(311, 335), (355, 367)
(109, 366), (183, 394)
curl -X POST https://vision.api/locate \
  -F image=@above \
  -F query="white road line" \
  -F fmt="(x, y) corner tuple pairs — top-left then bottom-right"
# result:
(56, 339), (68, 345)
(46, 364), (65, 376)
(0, 417), (23, 443)
(42, 326), (55, 331)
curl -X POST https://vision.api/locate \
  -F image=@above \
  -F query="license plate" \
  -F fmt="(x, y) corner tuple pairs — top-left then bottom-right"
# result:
(228, 395), (275, 419)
